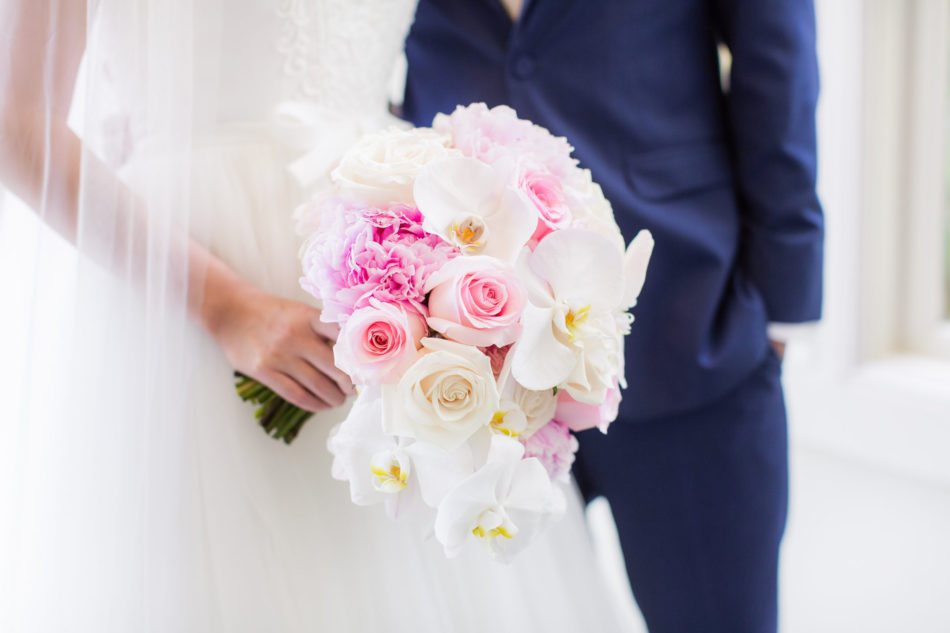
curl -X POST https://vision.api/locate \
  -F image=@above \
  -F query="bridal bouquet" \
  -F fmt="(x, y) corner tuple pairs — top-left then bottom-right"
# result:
(251, 104), (653, 560)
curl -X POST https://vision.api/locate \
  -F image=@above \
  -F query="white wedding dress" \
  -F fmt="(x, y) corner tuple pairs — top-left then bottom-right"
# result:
(0, 2), (630, 631)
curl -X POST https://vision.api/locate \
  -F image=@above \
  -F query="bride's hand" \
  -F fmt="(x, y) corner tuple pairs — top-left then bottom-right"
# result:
(201, 269), (353, 413)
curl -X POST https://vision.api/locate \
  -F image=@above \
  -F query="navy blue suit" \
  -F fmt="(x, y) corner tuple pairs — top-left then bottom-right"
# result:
(403, 1), (822, 630)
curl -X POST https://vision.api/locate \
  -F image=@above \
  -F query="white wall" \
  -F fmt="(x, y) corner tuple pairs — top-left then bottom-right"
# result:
(779, 1), (950, 630)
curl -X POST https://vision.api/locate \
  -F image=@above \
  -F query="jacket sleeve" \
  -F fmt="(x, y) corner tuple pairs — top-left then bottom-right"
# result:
(714, 0), (824, 323)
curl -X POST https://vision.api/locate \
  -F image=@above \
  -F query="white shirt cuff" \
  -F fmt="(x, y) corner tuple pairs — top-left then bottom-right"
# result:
(767, 321), (819, 343)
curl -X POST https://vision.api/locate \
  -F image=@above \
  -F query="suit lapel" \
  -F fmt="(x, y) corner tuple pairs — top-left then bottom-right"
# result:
(510, 0), (580, 48)
(471, 0), (580, 50)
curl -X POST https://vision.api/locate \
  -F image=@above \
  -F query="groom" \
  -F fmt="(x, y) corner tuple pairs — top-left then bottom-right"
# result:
(403, 1), (822, 631)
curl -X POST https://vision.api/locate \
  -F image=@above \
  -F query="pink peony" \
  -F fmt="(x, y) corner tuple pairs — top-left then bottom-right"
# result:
(432, 103), (581, 185)
(300, 200), (458, 323)
(554, 385), (622, 434)
(425, 256), (526, 347)
(481, 344), (511, 379)
(521, 420), (579, 482)
(333, 299), (427, 385)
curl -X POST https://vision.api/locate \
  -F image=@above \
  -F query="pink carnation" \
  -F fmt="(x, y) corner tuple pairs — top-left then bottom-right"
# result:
(521, 420), (579, 483)
(300, 200), (457, 323)
(433, 103), (580, 185)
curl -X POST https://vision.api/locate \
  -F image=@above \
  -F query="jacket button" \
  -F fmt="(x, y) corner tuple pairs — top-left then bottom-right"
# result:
(511, 55), (537, 79)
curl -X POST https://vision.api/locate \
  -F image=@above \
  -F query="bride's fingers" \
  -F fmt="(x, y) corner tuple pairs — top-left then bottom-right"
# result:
(301, 337), (354, 396)
(261, 370), (330, 413)
(310, 313), (341, 342)
(291, 358), (348, 408)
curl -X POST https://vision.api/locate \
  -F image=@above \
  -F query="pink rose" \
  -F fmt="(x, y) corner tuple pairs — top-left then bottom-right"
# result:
(554, 384), (622, 433)
(520, 166), (572, 246)
(333, 299), (427, 385)
(425, 256), (526, 347)
(521, 420), (579, 482)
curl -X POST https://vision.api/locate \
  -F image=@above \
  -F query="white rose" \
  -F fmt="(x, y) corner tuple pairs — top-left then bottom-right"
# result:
(331, 127), (458, 205)
(384, 338), (500, 452)
(508, 383), (558, 438)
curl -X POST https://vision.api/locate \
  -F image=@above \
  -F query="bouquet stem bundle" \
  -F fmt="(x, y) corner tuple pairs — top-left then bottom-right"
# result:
(234, 372), (312, 444)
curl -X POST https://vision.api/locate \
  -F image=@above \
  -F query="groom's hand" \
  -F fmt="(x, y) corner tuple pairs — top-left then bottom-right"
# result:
(769, 339), (786, 361)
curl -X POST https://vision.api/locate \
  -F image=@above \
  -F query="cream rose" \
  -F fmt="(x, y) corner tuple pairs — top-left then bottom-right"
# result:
(383, 338), (500, 452)
(509, 383), (558, 438)
(331, 127), (458, 205)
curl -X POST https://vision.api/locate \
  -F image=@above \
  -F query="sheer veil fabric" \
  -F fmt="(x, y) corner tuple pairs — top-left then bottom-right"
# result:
(0, 2), (630, 631)
(0, 1), (213, 629)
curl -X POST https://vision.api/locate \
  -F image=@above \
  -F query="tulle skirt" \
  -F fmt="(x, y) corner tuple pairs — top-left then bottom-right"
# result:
(0, 128), (631, 632)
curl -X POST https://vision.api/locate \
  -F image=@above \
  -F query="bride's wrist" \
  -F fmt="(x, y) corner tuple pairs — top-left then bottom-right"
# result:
(189, 246), (259, 341)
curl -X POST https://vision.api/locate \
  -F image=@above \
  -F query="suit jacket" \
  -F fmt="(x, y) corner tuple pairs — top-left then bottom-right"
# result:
(403, 0), (823, 419)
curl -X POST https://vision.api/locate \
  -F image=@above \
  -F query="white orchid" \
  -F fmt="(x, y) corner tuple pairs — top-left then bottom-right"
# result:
(327, 387), (418, 519)
(433, 434), (565, 561)
(413, 156), (538, 262)
(511, 228), (654, 404)
(329, 386), (475, 520)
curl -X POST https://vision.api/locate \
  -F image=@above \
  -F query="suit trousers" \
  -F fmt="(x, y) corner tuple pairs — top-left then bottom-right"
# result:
(573, 349), (788, 633)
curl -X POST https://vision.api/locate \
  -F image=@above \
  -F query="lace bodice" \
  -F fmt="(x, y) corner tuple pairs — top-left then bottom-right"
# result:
(85, 0), (418, 155)
(274, 1), (415, 107)
(216, 0), (417, 123)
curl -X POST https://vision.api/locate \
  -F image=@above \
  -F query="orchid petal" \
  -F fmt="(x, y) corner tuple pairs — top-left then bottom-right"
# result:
(530, 228), (623, 308)
(622, 229), (655, 309)
(486, 433), (526, 464)
(405, 441), (475, 508)
(515, 248), (555, 308)
(433, 459), (508, 557)
(413, 156), (497, 235)
(511, 305), (576, 391)
(479, 186), (538, 263)
(327, 387), (399, 507)
(505, 457), (558, 514)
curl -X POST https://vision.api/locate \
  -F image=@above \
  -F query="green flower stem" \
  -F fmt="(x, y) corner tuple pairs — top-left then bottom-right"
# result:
(274, 407), (310, 441)
(285, 413), (313, 444)
(263, 400), (293, 435)
(233, 372), (312, 445)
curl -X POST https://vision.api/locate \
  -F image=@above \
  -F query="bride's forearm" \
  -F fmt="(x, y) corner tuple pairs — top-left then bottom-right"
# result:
(1, 106), (254, 340)
(0, 110), (81, 243)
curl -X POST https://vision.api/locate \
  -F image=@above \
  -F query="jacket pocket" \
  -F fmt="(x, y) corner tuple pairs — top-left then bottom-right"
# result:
(625, 141), (734, 202)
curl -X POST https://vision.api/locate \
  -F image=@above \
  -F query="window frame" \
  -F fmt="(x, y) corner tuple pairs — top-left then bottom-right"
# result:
(783, 0), (950, 491)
